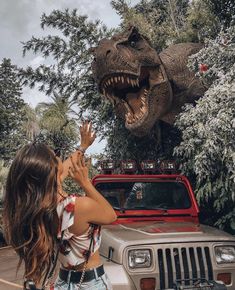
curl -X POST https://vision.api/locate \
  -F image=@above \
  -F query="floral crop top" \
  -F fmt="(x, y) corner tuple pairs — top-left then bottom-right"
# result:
(57, 195), (101, 268)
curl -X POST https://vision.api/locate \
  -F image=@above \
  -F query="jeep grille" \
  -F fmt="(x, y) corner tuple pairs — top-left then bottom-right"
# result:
(157, 246), (213, 289)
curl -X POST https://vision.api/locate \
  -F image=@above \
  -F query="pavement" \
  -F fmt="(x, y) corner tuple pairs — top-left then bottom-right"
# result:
(0, 247), (23, 290)
(0, 246), (61, 290)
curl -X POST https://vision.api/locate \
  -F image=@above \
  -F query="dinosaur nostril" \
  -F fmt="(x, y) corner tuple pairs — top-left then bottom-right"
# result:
(106, 49), (111, 56)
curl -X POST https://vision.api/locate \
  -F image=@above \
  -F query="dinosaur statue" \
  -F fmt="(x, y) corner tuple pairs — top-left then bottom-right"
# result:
(91, 26), (207, 137)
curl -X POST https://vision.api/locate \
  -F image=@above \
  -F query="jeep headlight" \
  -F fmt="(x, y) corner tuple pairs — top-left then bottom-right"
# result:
(215, 246), (235, 264)
(128, 249), (152, 268)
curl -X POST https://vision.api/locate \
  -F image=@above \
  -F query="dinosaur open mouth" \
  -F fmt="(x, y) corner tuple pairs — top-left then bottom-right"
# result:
(100, 68), (150, 128)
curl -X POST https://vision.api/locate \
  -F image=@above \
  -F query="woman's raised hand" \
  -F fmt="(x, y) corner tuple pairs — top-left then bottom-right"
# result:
(80, 121), (96, 151)
(68, 151), (91, 189)
(60, 121), (95, 182)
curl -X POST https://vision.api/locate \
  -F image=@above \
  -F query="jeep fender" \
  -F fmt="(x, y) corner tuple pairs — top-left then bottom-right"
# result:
(101, 256), (136, 290)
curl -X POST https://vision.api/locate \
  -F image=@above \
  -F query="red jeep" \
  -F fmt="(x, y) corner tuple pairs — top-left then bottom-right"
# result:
(92, 160), (235, 290)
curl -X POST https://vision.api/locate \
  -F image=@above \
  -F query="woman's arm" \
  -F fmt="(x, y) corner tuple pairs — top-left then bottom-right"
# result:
(68, 152), (117, 226)
(60, 121), (96, 182)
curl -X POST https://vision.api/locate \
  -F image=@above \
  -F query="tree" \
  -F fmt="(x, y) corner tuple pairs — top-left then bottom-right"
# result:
(35, 92), (79, 160)
(105, 118), (181, 164)
(181, 0), (220, 43)
(0, 58), (28, 162)
(0, 160), (8, 204)
(21, 104), (40, 141)
(20, 9), (138, 159)
(111, 0), (220, 50)
(205, 0), (235, 28)
(174, 23), (235, 233)
(19, 9), (112, 133)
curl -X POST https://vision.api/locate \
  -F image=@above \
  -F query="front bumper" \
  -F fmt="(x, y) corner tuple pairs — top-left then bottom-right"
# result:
(173, 279), (227, 289)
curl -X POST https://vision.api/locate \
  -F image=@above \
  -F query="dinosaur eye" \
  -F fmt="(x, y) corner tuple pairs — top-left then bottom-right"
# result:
(130, 41), (136, 48)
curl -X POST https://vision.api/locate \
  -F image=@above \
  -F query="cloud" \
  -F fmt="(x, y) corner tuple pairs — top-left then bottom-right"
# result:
(22, 86), (48, 108)
(0, 0), (35, 35)
(29, 56), (45, 68)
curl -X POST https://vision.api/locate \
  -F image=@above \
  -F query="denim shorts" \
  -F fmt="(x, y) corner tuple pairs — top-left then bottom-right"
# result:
(54, 272), (113, 290)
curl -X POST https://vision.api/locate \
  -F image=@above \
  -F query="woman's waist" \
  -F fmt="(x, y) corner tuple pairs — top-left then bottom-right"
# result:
(59, 263), (105, 284)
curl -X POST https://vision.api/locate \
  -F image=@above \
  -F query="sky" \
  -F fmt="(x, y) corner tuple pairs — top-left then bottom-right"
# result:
(0, 0), (140, 154)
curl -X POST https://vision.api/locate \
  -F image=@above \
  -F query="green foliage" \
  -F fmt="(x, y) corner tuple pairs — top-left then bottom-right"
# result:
(63, 177), (82, 195)
(111, 0), (221, 50)
(174, 24), (235, 232)
(0, 160), (8, 203)
(35, 92), (79, 160)
(205, 0), (235, 28)
(187, 24), (235, 87)
(106, 118), (181, 163)
(0, 58), (29, 162)
(20, 9), (113, 136)
(20, 8), (126, 158)
(180, 0), (220, 43)
(111, 0), (235, 49)
(21, 104), (40, 141)
(63, 155), (99, 195)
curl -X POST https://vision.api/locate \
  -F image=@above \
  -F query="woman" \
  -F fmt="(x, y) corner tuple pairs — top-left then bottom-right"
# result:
(3, 122), (117, 289)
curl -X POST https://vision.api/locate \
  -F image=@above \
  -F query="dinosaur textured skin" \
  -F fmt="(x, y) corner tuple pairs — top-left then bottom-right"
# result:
(91, 27), (206, 137)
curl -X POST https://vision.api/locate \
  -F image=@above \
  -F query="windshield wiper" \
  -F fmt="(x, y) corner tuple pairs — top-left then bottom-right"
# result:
(113, 206), (126, 213)
(151, 207), (169, 211)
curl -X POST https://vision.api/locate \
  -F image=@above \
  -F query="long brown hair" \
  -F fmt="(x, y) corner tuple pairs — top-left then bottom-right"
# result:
(3, 143), (59, 284)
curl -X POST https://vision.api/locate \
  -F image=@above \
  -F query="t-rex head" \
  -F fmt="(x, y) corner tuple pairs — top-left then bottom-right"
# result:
(91, 27), (173, 136)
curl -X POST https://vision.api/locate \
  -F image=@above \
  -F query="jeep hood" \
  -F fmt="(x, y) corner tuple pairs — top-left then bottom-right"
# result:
(100, 221), (235, 264)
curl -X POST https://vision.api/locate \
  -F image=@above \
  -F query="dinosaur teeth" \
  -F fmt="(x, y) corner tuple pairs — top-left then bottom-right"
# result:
(122, 100), (132, 113)
(102, 75), (140, 90)
(141, 95), (146, 103)
(144, 89), (148, 95)
(140, 106), (147, 114)
(135, 114), (139, 120)
(137, 113), (143, 120)
(125, 112), (133, 124)
(139, 112), (144, 118)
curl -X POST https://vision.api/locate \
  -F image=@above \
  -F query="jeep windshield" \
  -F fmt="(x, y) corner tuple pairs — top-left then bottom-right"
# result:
(95, 181), (191, 210)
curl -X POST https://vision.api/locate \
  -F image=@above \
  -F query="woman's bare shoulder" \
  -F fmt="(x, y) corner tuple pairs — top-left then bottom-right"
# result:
(69, 196), (94, 235)
(74, 195), (96, 213)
